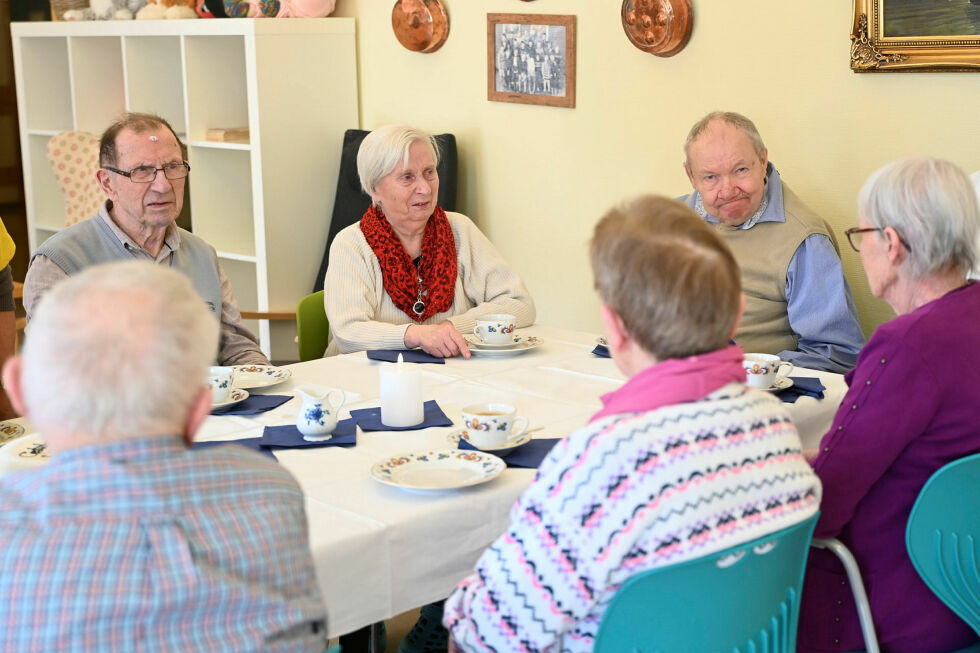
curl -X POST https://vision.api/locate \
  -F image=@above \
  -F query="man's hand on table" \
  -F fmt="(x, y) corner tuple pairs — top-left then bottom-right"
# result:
(405, 321), (471, 359)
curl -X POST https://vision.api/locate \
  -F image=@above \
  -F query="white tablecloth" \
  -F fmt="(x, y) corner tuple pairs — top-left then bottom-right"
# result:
(1, 326), (846, 637)
(195, 325), (847, 636)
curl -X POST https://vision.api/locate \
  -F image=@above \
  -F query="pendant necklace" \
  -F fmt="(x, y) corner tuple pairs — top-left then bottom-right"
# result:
(413, 255), (427, 316)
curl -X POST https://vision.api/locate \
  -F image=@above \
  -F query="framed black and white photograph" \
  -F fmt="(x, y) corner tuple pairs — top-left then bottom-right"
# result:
(487, 13), (576, 108)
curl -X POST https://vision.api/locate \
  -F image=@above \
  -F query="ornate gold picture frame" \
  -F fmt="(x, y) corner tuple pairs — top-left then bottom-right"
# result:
(487, 13), (576, 108)
(851, 0), (980, 72)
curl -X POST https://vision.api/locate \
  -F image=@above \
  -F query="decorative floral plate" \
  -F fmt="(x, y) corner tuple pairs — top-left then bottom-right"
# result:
(211, 388), (249, 411)
(0, 421), (25, 445)
(232, 365), (292, 389)
(370, 449), (506, 491)
(465, 336), (542, 358)
(446, 429), (531, 456)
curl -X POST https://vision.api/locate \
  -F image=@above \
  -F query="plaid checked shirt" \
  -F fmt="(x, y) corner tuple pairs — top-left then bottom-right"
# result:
(0, 435), (328, 652)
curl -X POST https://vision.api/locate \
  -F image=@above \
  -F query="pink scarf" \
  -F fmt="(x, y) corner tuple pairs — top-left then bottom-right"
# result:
(589, 345), (746, 424)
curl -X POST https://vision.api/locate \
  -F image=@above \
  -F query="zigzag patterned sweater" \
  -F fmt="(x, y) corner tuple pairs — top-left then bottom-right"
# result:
(444, 382), (822, 652)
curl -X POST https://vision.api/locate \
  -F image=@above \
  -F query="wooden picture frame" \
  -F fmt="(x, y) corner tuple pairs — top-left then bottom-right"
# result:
(851, 0), (980, 72)
(487, 13), (576, 108)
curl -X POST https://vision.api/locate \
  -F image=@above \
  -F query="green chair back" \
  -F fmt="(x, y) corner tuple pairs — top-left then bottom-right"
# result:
(296, 290), (329, 362)
(593, 512), (819, 653)
(906, 452), (980, 638)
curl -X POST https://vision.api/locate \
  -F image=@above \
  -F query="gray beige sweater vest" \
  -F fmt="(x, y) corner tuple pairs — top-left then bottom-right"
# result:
(711, 185), (835, 355)
(34, 216), (222, 318)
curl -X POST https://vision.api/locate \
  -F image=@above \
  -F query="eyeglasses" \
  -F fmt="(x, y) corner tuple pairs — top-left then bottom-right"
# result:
(103, 161), (191, 183)
(844, 226), (912, 253)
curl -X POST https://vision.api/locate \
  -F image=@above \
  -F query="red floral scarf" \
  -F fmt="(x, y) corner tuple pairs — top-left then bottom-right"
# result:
(360, 204), (457, 322)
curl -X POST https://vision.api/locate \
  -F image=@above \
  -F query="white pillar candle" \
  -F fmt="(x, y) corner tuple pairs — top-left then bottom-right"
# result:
(379, 354), (424, 427)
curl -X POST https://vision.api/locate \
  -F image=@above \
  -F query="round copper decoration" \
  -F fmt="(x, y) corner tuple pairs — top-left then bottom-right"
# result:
(392, 0), (449, 54)
(622, 0), (693, 57)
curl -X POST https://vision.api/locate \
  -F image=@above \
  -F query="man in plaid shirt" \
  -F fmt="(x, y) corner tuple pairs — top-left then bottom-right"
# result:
(0, 262), (328, 652)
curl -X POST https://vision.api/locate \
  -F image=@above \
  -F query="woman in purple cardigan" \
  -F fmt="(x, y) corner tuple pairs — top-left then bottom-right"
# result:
(798, 157), (980, 653)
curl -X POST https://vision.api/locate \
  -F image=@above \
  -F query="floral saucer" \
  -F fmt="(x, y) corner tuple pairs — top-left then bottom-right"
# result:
(232, 365), (292, 389)
(761, 376), (794, 392)
(465, 336), (541, 357)
(0, 421), (25, 445)
(212, 388), (249, 411)
(446, 429), (532, 456)
(464, 335), (528, 350)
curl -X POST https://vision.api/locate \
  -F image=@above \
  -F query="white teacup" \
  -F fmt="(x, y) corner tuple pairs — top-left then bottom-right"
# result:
(206, 366), (235, 403)
(460, 403), (529, 449)
(743, 354), (793, 389)
(473, 314), (517, 345)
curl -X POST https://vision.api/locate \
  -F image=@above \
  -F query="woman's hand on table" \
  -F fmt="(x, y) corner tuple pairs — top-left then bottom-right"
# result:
(803, 448), (820, 464)
(405, 321), (471, 358)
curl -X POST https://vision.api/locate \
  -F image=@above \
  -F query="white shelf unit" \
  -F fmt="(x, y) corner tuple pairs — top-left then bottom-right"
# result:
(11, 19), (359, 360)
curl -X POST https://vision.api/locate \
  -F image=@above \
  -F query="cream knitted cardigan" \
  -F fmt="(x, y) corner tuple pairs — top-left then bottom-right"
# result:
(323, 211), (536, 355)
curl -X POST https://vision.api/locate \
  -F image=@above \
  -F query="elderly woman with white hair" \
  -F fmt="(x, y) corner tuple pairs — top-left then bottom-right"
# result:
(798, 157), (980, 653)
(323, 124), (535, 357)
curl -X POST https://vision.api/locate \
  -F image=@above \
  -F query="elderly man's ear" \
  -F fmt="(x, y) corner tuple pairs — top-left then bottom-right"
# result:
(2, 356), (26, 417)
(183, 386), (213, 447)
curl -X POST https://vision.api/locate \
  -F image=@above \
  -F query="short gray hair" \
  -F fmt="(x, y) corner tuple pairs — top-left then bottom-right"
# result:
(357, 124), (440, 199)
(684, 111), (767, 167)
(20, 262), (219, 440)
(858, 156), (979, 279)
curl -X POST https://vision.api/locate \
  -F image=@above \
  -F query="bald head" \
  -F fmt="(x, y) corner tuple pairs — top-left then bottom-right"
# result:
(16, 262), (218, 442)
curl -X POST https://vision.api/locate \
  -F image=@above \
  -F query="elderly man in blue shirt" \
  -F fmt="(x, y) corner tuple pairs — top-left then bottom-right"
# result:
(679, 111), (865, 373)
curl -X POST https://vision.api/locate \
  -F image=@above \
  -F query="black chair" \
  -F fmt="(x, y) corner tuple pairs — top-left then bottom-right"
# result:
(312, 129), (458, 293)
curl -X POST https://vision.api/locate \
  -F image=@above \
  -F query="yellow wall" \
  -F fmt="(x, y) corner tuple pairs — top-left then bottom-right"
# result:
(332, 1), (980, 336)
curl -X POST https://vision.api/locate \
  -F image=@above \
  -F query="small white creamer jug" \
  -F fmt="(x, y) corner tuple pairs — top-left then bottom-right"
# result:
(295, 385), (346, 441)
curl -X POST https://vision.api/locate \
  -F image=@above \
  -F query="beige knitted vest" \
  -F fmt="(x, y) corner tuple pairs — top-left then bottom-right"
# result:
(711, 183), (836, 355)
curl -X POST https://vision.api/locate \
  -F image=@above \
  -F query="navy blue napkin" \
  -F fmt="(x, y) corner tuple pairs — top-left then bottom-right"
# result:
(211, 394), (291, 416)
(367, 349), (445, 364)
(592, 344), (610, 358)
(193, 438), (277, 459)
(458, 437), (561, 469)
(776, 377), (826, 404)
(260, 418), (357, 448)
(348, 399), (453, 432)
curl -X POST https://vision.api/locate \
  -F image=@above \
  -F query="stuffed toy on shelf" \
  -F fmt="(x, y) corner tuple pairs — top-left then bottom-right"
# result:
(136, 0), (198, 18)
(63, 0), (148, 20)
(222, 0), (334, 17)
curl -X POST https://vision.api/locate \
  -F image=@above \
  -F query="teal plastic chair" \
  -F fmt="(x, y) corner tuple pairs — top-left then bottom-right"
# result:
(907, 452), (980, 640)
(593, 512), (819, 653)
(296, 290), (329, 362)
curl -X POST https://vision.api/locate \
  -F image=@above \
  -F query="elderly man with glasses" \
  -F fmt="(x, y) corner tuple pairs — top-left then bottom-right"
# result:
(23, 112), (268, 366)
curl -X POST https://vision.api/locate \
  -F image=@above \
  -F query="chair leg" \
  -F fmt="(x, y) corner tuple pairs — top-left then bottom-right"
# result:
(812, 538), (880, 653)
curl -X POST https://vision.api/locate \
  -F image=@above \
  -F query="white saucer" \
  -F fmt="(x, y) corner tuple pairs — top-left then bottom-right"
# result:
(464, 335), (525, 350)
(446, 429), (532, 455)
(212, 388), (249, 411)
(465, 336), (542, 357)
(232, 365), (292, 389)
(760, 376), (794, 392)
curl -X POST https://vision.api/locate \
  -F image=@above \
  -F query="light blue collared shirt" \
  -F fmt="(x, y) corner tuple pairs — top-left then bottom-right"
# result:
(681, 163), (866, 374)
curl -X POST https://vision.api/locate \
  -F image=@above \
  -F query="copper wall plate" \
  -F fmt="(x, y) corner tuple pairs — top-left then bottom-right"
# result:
(622, 0), (693, 58)
(392, 0), (449, 54)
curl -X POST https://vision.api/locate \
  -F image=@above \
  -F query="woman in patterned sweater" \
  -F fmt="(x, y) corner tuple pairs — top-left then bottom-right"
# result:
(444, 195), (822, 652)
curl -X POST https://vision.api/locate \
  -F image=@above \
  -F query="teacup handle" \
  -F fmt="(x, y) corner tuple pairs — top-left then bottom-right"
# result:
(510, 416), (530, 438)
(325, 389), (346, 412)
(775, 362), (794, 378)
(473, 325), (486, 339)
